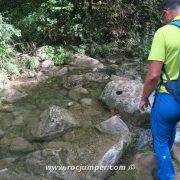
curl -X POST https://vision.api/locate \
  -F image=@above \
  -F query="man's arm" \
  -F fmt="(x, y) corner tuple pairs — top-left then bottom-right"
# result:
(139, 60), (163, 111)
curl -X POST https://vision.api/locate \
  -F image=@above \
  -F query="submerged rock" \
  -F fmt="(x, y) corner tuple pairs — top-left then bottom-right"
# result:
(29, 105), (78, 141)
(0, 157), (18, 169)
(134, 152), (156, 180)
(0, 168), (47, 180)
(80, 98), (94, 107)
(0, 88), (27, 102)
(96, 115), (130, 136)
(9, 137), (33, 153)
(25, 148), (80, 179)
(68, 86), (89, 101)
(0, 129), (5, 139)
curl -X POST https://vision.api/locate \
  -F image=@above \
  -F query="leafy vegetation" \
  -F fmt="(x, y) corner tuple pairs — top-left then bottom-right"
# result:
(0, 14), (21, 87)
(0, 0), (164, 87)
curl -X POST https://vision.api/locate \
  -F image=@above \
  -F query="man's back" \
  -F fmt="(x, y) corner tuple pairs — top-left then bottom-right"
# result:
(148, 15), (180, 93)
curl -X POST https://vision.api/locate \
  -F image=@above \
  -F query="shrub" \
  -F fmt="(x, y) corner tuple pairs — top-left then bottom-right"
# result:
(26, 57), (40, 70)
(52, 48), (73, 66)
(0, 14), (21, 83)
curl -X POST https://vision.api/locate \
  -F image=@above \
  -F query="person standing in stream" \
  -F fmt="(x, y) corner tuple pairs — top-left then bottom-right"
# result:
(139, 0), (180, 179)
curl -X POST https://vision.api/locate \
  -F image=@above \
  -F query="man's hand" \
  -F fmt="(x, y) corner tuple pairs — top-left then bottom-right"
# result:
(139, 98), (150, 112)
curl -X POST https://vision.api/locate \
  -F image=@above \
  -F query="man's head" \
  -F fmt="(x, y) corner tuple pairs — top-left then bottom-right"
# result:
(162, 0), (180, 22)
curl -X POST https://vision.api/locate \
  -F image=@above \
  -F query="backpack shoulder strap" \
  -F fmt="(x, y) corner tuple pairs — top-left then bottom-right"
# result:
(170, 20), (180, 28)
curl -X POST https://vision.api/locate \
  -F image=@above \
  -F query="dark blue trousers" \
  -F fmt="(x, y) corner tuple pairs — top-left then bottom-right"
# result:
(151, 92), (180, 180)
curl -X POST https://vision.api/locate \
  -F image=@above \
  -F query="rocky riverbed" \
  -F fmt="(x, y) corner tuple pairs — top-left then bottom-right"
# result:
(0, 54), (180, 180)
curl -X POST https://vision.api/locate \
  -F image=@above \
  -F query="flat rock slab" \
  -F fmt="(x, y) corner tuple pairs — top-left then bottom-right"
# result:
(96, 115), (130, 136)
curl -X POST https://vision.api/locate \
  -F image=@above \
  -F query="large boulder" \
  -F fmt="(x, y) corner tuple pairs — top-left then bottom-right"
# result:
(100, 77), (143, 114)
(70, 54), (104, 71)
(100, 77), (151, 125)
(28, 105), (78, 141)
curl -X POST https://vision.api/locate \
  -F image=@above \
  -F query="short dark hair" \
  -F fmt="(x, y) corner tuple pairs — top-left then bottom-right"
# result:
(163, 0), (180, 10)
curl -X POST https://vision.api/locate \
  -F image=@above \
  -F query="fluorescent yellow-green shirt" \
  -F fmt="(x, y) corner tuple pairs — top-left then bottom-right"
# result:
(148, 15), (180, 93)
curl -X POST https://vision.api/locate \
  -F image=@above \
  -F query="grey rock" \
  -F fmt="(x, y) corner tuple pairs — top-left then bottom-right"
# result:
(134, 152), (156, 180)
(80, 98), (93, 106)
(67, 101), (74, 107)
(64, 75), (85, 89)
(132, 127), (152, 150)
(68, 86), (89, 101)
(70, 54), (104, 71)
(173, 145), (180, 162)
(29, 105), (78, 140)
(0, 169), (47, 180)
(0, 157), (18, 169)
(0, 88), (27, 102)
(26, 148), (80, 179)
(21, 69), (37, 78)
(56, 67), (68, 76)
(90, 139), (128, 179)
(100, 77), (150, 124)
(96, 115), (130, 136)
(84, 72), (110, 82)
(9, 137), (33, 153)
(100, 77), (143, 113)
(41, 60), (54, 71)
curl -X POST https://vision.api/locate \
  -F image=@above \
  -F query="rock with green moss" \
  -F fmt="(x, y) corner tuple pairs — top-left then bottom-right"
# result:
(28, 105), (78, 141)
(9, 137), (33, 154)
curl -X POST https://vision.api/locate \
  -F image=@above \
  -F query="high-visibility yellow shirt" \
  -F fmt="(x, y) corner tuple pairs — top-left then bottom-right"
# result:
(148, 15), (180, 93)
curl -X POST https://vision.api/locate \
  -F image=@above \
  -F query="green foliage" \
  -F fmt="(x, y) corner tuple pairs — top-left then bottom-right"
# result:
(0, 70), (9, 89)
(0, 14), (21, 83)
(26, 57), (40, 70)
(0, 0), (163, 61)
(52, 48), (73, 66)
